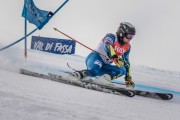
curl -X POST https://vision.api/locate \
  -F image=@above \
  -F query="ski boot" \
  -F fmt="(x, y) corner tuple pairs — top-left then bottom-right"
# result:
(125, 76), (135, 88)
(70, 70), (88, 80)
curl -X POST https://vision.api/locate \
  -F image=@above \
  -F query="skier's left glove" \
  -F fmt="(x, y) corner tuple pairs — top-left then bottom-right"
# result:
(125, 76), (135, 88)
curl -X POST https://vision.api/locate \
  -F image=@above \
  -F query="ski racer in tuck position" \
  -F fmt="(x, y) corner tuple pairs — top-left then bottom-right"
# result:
(72, 22), (136, 88)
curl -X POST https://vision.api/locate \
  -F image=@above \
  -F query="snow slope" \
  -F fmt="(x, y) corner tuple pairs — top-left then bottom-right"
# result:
(0, 47), (180, 120)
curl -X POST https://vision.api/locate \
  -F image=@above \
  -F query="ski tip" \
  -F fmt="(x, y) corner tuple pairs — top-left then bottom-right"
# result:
(165, 94), (173, 100)
(156, 93), (173, 100)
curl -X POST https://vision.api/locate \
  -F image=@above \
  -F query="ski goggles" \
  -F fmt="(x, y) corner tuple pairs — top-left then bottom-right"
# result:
(125, 34), (135, 40)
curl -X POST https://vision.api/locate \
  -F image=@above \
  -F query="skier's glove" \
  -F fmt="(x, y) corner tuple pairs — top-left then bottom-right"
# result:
(107, 45), (124, 68)
(111, 55), (124, 68)
(125, 76), (135, 88)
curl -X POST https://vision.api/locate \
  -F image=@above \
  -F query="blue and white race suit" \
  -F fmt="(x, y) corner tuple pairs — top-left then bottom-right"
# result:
(85, 33), (131, 79)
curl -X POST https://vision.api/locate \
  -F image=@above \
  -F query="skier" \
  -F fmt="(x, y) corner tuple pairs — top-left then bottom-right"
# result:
(72, 22), (136, 88)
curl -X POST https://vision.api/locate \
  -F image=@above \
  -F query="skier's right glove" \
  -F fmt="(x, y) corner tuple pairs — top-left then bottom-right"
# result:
(125, 76), (135, 88)
(111, 55), (124, 68)
(107, 45), (124, 68)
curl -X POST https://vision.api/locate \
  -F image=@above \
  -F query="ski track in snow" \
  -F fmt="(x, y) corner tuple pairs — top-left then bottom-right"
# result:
(0, 47), (180, 120)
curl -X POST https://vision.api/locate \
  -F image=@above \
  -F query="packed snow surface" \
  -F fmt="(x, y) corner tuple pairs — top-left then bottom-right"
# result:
(0, 47), (180, 120)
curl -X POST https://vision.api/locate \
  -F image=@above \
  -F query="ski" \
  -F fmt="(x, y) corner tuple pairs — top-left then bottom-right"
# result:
(112, 81), (173, 100)
(81, 79), (136, 97)
(20, 68), (173, 100)
(48, 73), (135, 97)
(134, 90), (173, 100)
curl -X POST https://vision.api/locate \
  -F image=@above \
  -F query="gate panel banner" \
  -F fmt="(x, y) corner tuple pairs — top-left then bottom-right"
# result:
(31, 36), (76, 54)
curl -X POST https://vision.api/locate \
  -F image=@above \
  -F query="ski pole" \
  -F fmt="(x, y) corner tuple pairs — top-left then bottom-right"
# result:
(53, 28), (110, 59)
(53, 28), (124, 69)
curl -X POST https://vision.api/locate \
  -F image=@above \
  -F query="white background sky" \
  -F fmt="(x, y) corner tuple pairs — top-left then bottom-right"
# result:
(0, 0), (180, 72)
